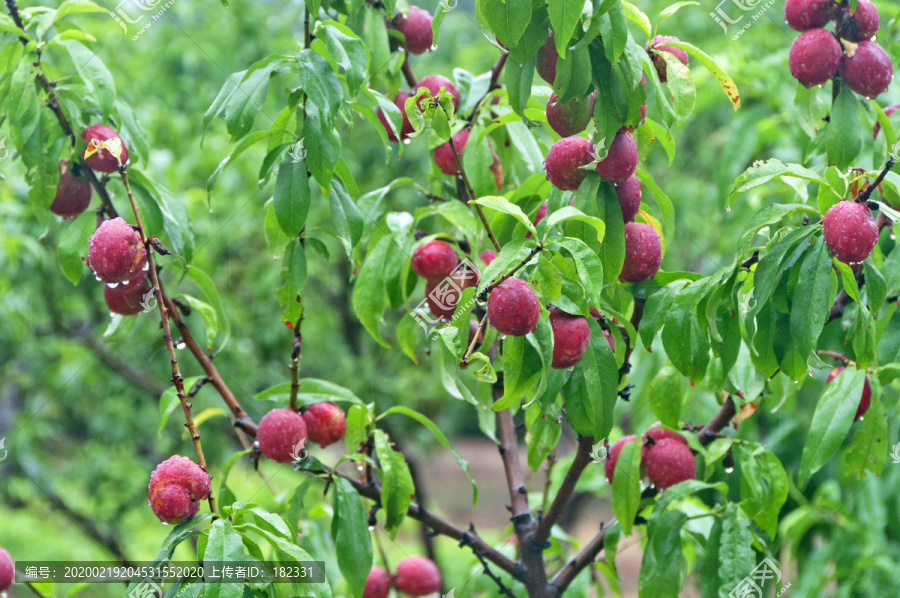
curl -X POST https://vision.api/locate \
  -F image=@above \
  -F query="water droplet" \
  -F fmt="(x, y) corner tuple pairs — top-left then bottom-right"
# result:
(725, 466), (734, 473)
(161, 522), (169, 526)
(107, 282), (120, 289)
(95, 275), (103, 282)
(858, 416), (864, 422)
(176, 341), (187, 350)
(368, 525), (375, 531)
(108, 312), (116, 319)
(121, 279), (130, 286)
(142, 262), (150, 271)
(725, 206), (731, 212)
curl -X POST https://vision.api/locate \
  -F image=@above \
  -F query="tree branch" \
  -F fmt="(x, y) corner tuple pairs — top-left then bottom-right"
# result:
(120, 170), (216, 517)
(533, 436), (593, 545)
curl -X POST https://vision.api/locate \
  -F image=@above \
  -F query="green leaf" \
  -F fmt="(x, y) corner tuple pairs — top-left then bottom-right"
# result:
(661, 282), (711, 382)
(736, 202), (818, 256)
(728, 158), (826, 208)
(60, 40), (116, 116)
(223, 57), (282, 141)
(638, 510), (686, 598)
(180, 295), (219, 353)
(480, 0), (532, 49)
(319, 22), (368, 93)
(329, 180), (365, 259)
(864, 258), (888, 314)
(496, 335), (544, 410)
(331, 478), (373, 598)
(548, 0), (583, 58)
(662, 40), (740, 110)
(826, 81), (862, 170)
(186, 267), (232, 355)
(648, 365), (683, 429)
(553, 237), (605, 309)
(787, 237), (833, 378)
(622, 1), (651, 39)
(612, 440), (642, 535)
(546, 206), (606, 244)
(662, 52), (695, 122)
(472, 196), (537, 236)
(373, 429), (416, 537)
(351, 235), (391, 347)
(204, 520), (245, 598)
(527, 404), (562, 470)
(799, 367), (867, 485)
(504, 54), (535, 117)
(599, 1), (628, 63)
(378, 406), (478, 505)
(844, 392), (887, 478)
(577, 319), (619, 441)
(57, 212), (93, 285)
(254, 378), (364, 405)
(656, 1), (699, 26)
(275, 239), (307, 324)
(273, 153), (311, 237)
(716, 504), (754, 595)
(739, 443), (788, 537)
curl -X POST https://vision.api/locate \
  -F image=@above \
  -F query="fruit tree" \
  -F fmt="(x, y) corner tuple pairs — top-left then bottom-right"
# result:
(1, 0), (900, 596)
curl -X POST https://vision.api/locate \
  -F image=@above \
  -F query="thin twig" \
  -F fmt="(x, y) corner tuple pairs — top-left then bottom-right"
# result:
(120, 170), (217, 518)
(478, 244), (544, 300)
(447, 133), (501, 251)
(289, 315), (303, 411)
(858, 156), (897, 203)
(460, 524), (518, 597)
(816, 350), (850, 366)
(461, 312), (488, 364)
(465, 52), (508, 122)
(401, 54), (418, 88)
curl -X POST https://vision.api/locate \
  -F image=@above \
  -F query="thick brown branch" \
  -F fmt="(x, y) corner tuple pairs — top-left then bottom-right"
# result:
(533, 436), (593, 545)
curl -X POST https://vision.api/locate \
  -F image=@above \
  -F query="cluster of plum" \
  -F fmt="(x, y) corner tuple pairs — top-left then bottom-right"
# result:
(148, 403), (346, 524)
(47, 124), (157, 315)
(605, 427), (697, 490)
(363, 556), (441, 598)
(786, 0), (893, 97)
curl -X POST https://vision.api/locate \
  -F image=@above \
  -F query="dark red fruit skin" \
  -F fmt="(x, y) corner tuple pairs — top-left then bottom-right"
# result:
(148, 456), (211, 524)
(840, 41), (893, 98)
(644, 439), (696, 489)
(647, 36), (688, 83)
(434, 129), (470, 175)
(0, 547), (13, 591)
(826, 366), (872, 420)
(363, 566), (392, 598)
(377, 91), (414, 142)
(840, 0), (879, 41)
(620, 222), (662, 283)
(789, 28), (842, 87)
(784, 0), (838, 31)
(823, 200), (879, 264)
(641, 427), (688, 466)
(872, 103), (899, 139)
(544, 137), (593, 191)
(104, 270), (151, 316)
(548, 307), (591, 369)
(301, 403), (347, 448)
(394, 556), (441, 596)
(487, 278), (540, 336)
(411, 240), (459, 280)
(50, 162), (92, 219)
(396, 6), (433, 55)
(88, 217), (148, 284)
(416, 75), (460, 111)
(536, 32), (557, 84)
(480, 249), (497, 265)
(257, 408), (308, 463)
(605, 435), (637, 483)
(616, 174), (642, 223)
(81, 124), (128, 173)
(595, 129), (638, 184)
(546, 92), (596, 138)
